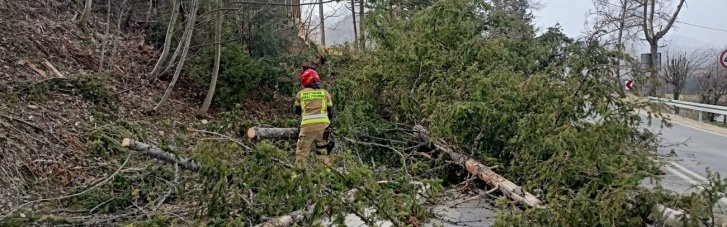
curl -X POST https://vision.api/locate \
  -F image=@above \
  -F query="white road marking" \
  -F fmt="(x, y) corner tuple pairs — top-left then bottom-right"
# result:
(664, 165), (703, 187)
(668, 162), (709, 183)
(663, 163), (727, 208)
(667, 120), (727, 138)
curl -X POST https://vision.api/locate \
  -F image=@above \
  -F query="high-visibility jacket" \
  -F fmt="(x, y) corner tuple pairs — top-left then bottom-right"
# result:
(294, 88), (333, 125)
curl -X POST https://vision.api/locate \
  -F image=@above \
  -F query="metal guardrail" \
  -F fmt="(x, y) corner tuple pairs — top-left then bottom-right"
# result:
(648, 97), (727, 122)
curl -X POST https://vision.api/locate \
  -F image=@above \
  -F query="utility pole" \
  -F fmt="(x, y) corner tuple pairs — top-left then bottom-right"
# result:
(319, 0), (326, 47)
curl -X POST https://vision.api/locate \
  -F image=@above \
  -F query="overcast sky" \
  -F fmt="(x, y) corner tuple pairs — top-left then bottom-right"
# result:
(314, 0), (727, 52)
(534, 0), (727, 50)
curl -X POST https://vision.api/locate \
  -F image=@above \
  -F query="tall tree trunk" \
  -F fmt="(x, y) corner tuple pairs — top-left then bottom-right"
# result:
(109, 0), (129, 71)
(145, 0), (154, 25)
(79, 0), (93, 24)
(154, 0), (199, 111)
(148, 0), (180, 80)
(358, 0), (364, 49)
(199, 0), (223, 115)
(350, 0), (358, 49)
(640, 0), (686, 97)
(160, 37), (186, 77)
(99, 0), (111, 72)
(649, 42), (658, 96)
(319, 0), (325, 46)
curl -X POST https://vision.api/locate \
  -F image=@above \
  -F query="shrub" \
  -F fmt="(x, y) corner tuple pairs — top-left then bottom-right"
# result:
(188, 44), (294, 108)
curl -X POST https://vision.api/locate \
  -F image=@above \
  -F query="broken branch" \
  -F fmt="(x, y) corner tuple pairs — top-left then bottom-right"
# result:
(121, 138), (201, 172)
(412, 125), (545, 209)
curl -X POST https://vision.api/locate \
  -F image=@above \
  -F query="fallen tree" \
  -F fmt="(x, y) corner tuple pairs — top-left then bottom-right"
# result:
(411, 125), (545, 209)
(247, 126), (545, 209)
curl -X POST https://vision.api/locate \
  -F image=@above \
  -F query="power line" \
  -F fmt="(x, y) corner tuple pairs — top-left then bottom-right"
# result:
(675, 21), (727, 33)
(593, 1), (727, 33)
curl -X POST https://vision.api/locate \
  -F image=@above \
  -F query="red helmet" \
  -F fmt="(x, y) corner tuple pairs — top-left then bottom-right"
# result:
(300, 68), (320, 86)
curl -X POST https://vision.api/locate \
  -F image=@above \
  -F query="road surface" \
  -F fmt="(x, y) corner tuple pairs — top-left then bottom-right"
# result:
(640, 113), (727, 211)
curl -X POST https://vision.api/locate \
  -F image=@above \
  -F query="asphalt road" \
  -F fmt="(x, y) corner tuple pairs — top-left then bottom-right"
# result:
(640, 114), (727, 211)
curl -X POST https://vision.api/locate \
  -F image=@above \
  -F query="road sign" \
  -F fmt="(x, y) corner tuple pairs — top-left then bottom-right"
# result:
(720, 49), (727, 69)
(625, 80), (634, 91)
(640, 53), (662, 69)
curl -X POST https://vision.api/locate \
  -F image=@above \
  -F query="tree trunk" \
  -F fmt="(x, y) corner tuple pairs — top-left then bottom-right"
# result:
(350, 0), (358, 49)
(199, 0), (223, 115)
(79, 0), (93, 24)
(99, 0), (111, 71)
(160, 35), (186, 77)
(109, 0), (129, 71)
(673, 88), (681, 114)
(255, 205), (316, 227)
(121, 138), (201, 171)
(411, 125), (545, 208)
(154, 0), (199, 111)
(358, 0), (364, 50)
(247, 125), (545, 208)
(145, 0), (154, 25)
(247, 127), (299, 140)
(148, 0), (180, 80)
(649, 42), (658, 96)
(319, 0), (325, 47)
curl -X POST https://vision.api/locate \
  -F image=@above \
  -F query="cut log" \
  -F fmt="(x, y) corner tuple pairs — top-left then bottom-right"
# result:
(412, 125), (545, 209)
(247, 127), (298, 140)
(121, 138), (201, 172)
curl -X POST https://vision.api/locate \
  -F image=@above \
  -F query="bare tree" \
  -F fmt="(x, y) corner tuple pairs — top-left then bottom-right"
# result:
(587, 0), (642, 82)
(148, 0), (180, 80)
(661, 50), (705, 102)
(79, 0), (93, 24)
(154, 0), (199, 111)
(697, 62), (727, 105)
(640, 0), (687, 96)
(199, 0), (223, 115)
(696, 60), (727, 122)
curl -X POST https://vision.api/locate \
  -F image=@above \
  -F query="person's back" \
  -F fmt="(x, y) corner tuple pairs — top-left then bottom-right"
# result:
(294, 68), (333, 168)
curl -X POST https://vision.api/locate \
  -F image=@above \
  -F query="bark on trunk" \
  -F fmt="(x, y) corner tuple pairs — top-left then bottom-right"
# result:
(350, 0), (357, 49)
(148, 0), (180, 80)
(255, 205), (315, 227)
(649, 42), (658, 96)
(412, 125), (545, 208)
(318, 0), (325, 47)
(100, 0), (111, 71)
(247, 127), (299, 140)
(154, 0), (199, 111)
(160, 35), (186, 77)
(79, 0), (93, 24)
(199, 0), (223, 115)
(358, 0), (364, 50)
(109, 0), (129, 71)
(121, 138), (201, 172)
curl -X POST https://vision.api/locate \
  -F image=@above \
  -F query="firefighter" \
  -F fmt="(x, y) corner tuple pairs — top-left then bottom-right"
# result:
(294, 67), (334, 168)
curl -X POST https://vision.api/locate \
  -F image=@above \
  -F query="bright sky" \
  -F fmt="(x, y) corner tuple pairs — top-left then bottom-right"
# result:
(314, 0), (727, 51)
(533, 0), (727, 49)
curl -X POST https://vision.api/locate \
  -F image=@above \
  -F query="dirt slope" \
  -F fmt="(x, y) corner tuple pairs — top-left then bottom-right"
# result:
(0, 0), (196, 214)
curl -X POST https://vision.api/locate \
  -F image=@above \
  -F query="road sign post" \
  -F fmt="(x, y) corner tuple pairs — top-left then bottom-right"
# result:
(720, 49), (727, 69)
